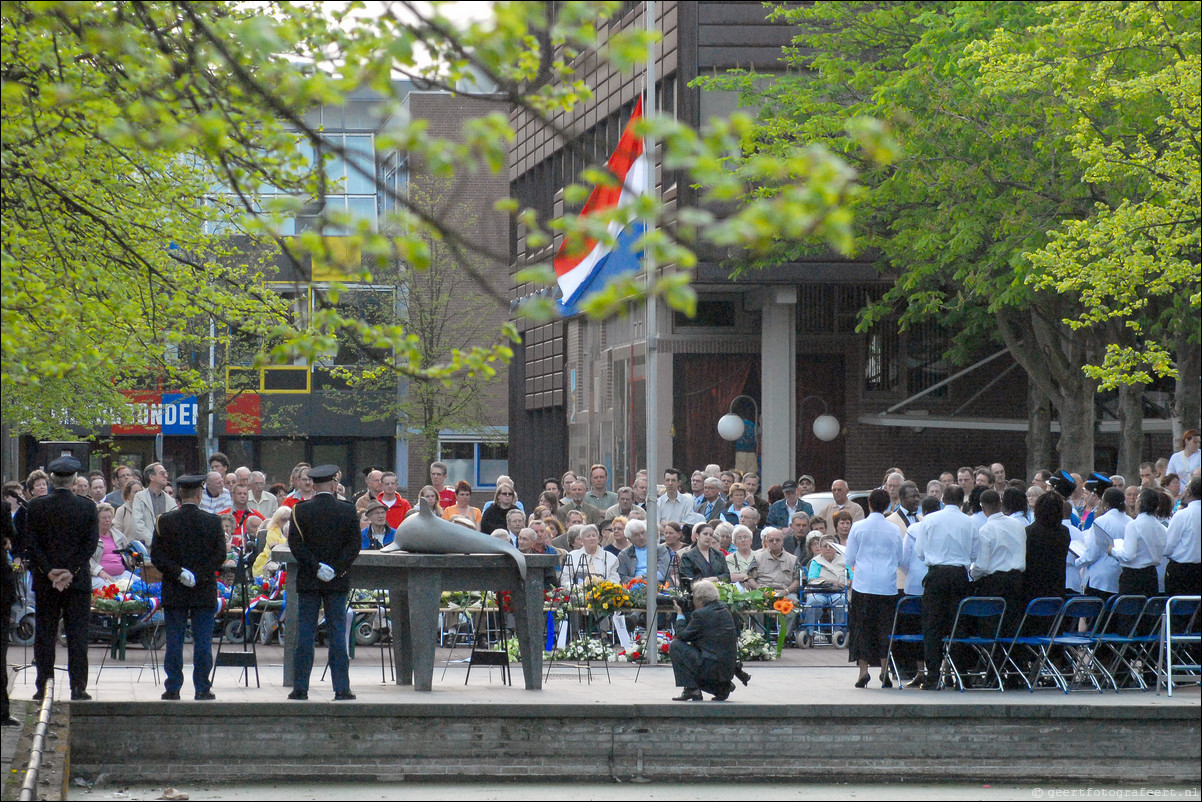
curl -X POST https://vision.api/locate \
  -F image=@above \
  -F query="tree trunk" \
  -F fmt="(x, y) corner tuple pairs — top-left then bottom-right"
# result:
(1054, 376), (1096, 475)
(1174, 331), (1201, 443)
(1116, 381), (1145, 481)
(1026, 379), (1055, 475)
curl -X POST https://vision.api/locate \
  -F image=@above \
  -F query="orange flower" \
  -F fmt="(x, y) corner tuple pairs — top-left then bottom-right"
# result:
(773, 598), (794, 615)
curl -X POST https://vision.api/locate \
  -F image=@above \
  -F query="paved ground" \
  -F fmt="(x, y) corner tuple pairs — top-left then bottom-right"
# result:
(5, 638), (1199, 707)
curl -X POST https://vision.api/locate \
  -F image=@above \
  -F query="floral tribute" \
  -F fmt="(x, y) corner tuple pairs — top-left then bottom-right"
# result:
(616, 630), (674, 663)
(584, 580), (630, 614)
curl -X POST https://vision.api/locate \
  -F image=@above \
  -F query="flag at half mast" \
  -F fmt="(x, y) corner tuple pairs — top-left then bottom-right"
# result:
(554, 98), (647, 317)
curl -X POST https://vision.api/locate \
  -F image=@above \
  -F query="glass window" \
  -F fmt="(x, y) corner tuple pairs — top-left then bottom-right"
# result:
(260, 439), (306, 488)
(442, 442), (476, 488)
(439, 440), (509, 489)
(345, 135), (376, 194)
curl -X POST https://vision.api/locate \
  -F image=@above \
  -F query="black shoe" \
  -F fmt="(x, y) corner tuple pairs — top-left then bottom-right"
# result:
(904, 676), (924, 689)
(2, 715), (19, 727)
(672, 689), (703, 701)
(921, 679), (942, 691)
(160, 691), (180, 701)
(333, 691), (356, 701)
(194, 692), (216, 701)
(287, 690), (308, 701)
(879, 672), (893, 689)
(855, 673), (870, 689)
(735, 662), (751, 686)
(712, 681), (736, 702)
(70, 689), (92, 701)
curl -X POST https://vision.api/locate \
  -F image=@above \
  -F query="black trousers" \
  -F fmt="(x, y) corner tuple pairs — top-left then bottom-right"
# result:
(669, 639), (733, 696)
(1164, 560), (1200, 597)
(921, 565), (970, 681)
(975, 569), (1024, 638)
(33, 580), (90, 693)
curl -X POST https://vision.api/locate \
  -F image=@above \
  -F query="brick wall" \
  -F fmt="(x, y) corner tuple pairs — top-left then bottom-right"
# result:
(69, 702), (1199, 784)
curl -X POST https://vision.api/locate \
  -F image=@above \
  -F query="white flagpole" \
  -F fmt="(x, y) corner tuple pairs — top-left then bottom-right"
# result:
(643, 0), (659, 667)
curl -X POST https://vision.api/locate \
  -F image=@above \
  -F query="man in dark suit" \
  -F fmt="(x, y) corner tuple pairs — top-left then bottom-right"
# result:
(152, 475), (227, 700)
(26, 457), (99, 701)
(668, 579), (739, 701)
(287, 464), (361, 701)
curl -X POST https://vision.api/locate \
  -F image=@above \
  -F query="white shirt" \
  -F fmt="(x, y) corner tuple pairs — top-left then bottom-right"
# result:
(1164, 499), (1200, 564)
(1076, 508), (1125, 593)
(901, 517), (930, 596)
(561, 547), (620, 587)
(1065, 518), (1086, 593)
(1167, 449), (1200, 492)
(915, 506), (978, 568)
(973, 512), (1027, 576)
(844, 512), (903, 596)
(656, 492), (695, 525)
(1114, 513), (1167, 570)
(199, 488), (232, 515)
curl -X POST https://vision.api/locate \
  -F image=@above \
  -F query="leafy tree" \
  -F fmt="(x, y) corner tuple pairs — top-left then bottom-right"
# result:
(701, 1), (1199, 470)
(3, 1), (878, 444)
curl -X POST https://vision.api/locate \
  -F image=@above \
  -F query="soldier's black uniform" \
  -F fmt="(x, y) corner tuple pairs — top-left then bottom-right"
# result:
(26, 479), (99, 699)
(287, 475), (361, 700)
(152, 492), (227, 699)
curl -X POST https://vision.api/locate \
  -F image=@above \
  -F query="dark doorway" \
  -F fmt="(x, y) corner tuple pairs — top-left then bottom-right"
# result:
(797, 354), (846, 488)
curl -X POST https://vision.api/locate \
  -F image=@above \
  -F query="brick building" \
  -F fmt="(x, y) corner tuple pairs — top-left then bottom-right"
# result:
(506, 1), (1175, 500)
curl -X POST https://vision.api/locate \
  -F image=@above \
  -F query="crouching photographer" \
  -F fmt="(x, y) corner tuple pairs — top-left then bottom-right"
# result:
(669, 579), (748, 701)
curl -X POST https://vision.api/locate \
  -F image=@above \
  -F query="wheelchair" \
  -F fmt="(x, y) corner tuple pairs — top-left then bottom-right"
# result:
(797, 581), (849, 648)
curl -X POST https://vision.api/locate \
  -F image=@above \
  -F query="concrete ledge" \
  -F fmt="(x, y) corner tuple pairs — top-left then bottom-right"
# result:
(68, 701), (1201, 784)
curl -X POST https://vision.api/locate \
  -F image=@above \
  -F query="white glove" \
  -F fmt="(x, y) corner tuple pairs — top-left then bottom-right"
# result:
(179, 569), (196, 588)
(317, 563), (336, 582)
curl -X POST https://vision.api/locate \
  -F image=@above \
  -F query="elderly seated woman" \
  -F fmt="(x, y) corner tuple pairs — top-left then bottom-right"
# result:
(252, 506), (292, 578)
(91, 502), (142, 591)
(802, 535), (849, 637)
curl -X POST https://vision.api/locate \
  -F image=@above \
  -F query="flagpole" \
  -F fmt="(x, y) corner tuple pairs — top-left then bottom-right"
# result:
(643, 0), (659, 667)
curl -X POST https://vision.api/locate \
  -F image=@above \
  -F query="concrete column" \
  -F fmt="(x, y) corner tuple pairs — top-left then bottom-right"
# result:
(760, 288), (796, 487)
(652, 309), (674, 475)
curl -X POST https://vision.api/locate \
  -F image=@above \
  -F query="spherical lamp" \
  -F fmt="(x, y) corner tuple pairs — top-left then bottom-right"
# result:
(717, 412), (745, 442)
(812, 414), (841, 442)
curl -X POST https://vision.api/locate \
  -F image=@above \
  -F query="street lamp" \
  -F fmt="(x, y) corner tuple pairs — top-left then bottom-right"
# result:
(800, 395), (841, 442)
(717, 395), (759, 451)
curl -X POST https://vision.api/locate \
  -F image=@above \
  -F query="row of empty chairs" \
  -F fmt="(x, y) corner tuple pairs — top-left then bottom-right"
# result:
(886, 594), (1200, 694)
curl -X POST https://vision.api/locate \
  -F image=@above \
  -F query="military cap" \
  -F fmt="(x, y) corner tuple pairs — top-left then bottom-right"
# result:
(308, 464), (341, 483)
(47, 456), (82, 475)
(175, 474), (205, 490)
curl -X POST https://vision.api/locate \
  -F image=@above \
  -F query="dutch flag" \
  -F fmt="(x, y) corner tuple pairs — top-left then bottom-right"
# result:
(554, 98), (647, 317)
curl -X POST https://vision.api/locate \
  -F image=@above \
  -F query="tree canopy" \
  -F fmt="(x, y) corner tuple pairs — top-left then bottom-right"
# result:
(699, 0), (1200, 468)
(2, 0), (879, 441)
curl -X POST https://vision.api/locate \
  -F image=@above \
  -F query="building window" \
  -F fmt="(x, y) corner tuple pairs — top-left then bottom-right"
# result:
(439, 434), (509, 489)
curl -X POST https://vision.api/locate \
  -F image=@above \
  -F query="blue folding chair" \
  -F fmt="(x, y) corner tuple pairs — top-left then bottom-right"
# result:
(1158, 596), (1200, 697)
(885, 595), (923, 688)
(1030, 595), (1106, 693)
(1000, 596), (1065, 691)
(1092, 595), (1159, 691)
(942, 596), (1006, 692)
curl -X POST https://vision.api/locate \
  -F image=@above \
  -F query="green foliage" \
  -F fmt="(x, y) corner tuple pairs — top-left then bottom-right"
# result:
(700, 1), (1198, 390)
(3, 1), (870, 440)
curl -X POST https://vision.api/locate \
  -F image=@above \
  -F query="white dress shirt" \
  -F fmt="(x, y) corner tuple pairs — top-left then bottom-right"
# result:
(1065, 518), (1086, 593)
(1164, 500), (1200, 564)
(914, 506), (978, 568)
(901, 518), (930, 596)
(1114, 513), (1167, 570)
(844, 512), (903, 596)
(656, 492), (695, 525)
(562, 547), (620, 587)
(1075, 507), (1124, 593)
(973, 512), (1027, 576)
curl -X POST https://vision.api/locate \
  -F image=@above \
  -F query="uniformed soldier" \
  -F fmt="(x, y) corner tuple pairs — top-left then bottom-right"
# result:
(286, 464), (361, 701)
(152, 474), (227, 700)
(26, 457), (99, 701)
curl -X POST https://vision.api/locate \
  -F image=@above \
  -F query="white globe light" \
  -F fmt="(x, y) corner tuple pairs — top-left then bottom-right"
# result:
(717, 413), (745, 442)
(812, 414), (840, 442)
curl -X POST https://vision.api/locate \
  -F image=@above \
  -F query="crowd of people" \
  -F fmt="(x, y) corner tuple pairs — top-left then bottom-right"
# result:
(1, 427), (1199, 710)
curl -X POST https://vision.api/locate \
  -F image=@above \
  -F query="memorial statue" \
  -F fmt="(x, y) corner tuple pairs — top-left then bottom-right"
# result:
(382, 498), (528, 580)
